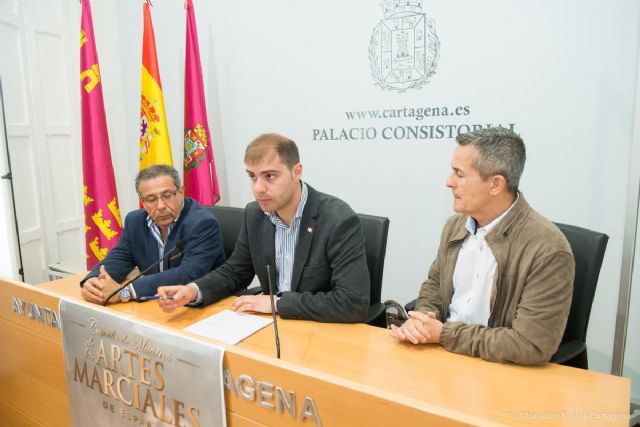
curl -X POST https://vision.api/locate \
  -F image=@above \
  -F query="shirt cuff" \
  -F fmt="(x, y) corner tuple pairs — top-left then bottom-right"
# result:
(128, 283), (137, 300)
(186, 282), (203, 306)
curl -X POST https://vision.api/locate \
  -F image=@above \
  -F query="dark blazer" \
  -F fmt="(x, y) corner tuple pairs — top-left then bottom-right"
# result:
(81, 197), (225, 297)
(195, 184), (370, 322)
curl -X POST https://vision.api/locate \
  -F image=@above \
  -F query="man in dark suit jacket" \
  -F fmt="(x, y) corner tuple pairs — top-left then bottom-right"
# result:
(157, 134), (370, 323)
(80, 165), (225, 304)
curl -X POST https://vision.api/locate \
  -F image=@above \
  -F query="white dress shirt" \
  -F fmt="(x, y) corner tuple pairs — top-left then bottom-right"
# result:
(448, 198), (517, 326)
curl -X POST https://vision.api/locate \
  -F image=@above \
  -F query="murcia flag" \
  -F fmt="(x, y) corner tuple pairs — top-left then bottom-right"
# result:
(80, 0), (123, 269)
(183, 0), (220, 205)
(139, 0), (173, 170)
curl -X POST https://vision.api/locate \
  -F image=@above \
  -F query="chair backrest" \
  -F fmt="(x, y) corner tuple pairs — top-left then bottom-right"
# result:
(207, 205), (245, 259)
(553, 222), (608, 343)
(357, 213), (390, 306)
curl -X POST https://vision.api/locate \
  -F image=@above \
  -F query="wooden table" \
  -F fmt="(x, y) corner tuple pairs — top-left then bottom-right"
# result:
(0, 275), (630, 426)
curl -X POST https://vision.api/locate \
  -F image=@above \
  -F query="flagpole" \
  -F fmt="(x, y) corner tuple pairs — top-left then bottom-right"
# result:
(0, 76), (25, 281)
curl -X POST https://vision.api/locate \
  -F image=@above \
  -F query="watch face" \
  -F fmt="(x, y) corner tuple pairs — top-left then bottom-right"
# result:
(119, 288), (131, 302)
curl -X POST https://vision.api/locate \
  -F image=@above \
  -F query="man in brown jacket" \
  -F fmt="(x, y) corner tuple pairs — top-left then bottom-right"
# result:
(390, 127), (574, 365)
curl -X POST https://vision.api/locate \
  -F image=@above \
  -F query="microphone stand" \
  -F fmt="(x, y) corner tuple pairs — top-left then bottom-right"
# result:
(102, 240), (185, 305)
(265, 263), (281, 359)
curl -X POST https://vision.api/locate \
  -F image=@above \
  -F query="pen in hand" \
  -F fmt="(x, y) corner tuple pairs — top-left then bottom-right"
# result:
(138, 295), (174, 301)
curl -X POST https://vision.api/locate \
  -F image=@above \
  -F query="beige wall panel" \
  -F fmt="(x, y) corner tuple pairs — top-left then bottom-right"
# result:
(1, 0), (81, 282)
(20, 239), (46, 283)
(35, 33), (70, 125)
(33, 0), (61, 25)
(55, 228), (84, 272)
(46, 135), (81, 222)
(0, 1), (19, 17)
(0, 22), (29, 125)
(8, 136), (42, 233)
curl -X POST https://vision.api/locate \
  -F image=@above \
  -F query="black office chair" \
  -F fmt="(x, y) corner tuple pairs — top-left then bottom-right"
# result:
(357, 213), (390, 327)
(550, 222), (608, 369)
(206, 205), (245, 259)
(403, 222), (608, 369)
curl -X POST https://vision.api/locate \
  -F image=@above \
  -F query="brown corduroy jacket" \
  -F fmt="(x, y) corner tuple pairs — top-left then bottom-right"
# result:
(416, 195), (574, 365)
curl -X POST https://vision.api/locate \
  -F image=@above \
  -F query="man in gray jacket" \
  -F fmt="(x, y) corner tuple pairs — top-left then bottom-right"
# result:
(157, 133), (370, 323)
(390, 127), (574, 365)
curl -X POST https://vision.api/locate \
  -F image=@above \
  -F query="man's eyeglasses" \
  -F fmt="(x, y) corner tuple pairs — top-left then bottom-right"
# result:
(140, 189), (179, 205)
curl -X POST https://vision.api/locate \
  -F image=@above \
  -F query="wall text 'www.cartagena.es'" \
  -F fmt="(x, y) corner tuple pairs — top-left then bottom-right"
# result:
(311, 104), (516, 142)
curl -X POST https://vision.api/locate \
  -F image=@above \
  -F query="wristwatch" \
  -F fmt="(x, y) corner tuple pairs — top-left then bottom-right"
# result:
(118, 286), (132, 303)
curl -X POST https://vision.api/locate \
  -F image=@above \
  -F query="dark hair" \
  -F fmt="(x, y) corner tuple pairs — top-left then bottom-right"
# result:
(135, 164), (181, 194)
(456, 127), (526, 193)
(244, 133), (300, 170)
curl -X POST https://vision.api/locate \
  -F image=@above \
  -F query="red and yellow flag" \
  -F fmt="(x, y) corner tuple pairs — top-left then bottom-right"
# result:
(139, 0), (172, 170)
(183, 0), (220, 205)
(80, 0), (123, 269)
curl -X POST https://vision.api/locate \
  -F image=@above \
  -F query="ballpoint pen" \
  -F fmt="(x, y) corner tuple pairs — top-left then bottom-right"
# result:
(138, 295), (173, 301)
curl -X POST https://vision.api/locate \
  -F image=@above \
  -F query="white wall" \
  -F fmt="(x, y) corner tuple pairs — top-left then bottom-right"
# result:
(1, 0), (639, 396)
(96, 0), (640, 388)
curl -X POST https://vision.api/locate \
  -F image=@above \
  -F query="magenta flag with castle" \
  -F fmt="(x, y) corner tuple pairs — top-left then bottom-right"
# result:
(183, 0), (221, 205)
(80, 0), (123, 269)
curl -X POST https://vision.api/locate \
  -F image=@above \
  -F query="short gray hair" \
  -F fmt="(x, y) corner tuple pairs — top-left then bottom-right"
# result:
(456, 127), (526, 193)
(135, 164), (181, 195)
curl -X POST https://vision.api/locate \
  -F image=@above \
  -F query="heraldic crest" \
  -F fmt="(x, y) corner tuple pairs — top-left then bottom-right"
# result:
(369, 0), (440, 93)
(184, 124), (208, 171)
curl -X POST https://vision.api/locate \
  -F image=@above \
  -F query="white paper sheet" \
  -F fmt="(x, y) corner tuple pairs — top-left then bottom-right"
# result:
(183, 309), (273, 345)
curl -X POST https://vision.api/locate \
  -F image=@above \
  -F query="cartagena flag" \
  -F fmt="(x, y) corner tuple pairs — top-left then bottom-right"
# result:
(139, 0), (172, 170)
(183, 0), (220, 205)
(80, 0), (123, 269)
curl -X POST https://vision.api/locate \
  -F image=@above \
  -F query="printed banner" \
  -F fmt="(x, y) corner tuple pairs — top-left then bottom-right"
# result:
(60, 299), (226, 427)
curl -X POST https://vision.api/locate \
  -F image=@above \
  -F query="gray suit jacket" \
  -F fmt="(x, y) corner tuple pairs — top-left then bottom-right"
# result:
(195, 184), (370, 322)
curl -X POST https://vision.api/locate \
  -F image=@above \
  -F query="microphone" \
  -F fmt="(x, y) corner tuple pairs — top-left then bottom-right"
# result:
(102, 239), (187, 306)
(264, 257), (281, 359)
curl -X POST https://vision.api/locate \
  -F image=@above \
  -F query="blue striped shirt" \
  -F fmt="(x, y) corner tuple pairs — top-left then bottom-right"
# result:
(145, 215), (179, 272)
(267, 182), (308, 293)
(133, 203), (183, 298)
(123, 215), (177, 300)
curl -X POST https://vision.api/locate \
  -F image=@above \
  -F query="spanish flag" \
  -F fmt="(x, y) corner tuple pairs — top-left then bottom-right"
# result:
(139, 0), (172, 170)
(80, 0), (123, 269)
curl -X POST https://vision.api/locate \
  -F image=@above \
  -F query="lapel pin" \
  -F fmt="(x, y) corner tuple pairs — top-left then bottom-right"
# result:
(307, 227), (313, 233)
